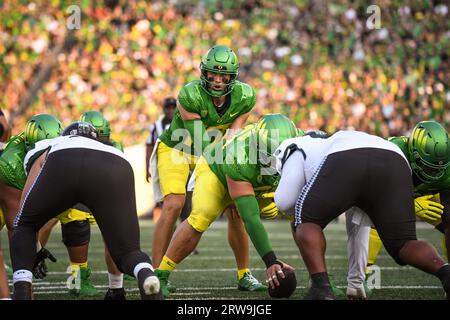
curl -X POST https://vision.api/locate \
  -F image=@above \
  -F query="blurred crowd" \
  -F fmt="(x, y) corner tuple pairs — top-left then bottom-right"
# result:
(0, 0), (448, 146)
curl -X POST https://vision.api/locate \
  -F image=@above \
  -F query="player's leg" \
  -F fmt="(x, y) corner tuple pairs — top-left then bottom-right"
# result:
(364, 150), (450, 298)
(82, 152), (160, 300)
(10, 152), (79, 299)
(104, 244), (126, 300)
(368, 228), (383, 267)
(225, 207), (266, 291)
(56, 207), (98, 297)
(345, 208), (370, 299)
(152, 142), (190, 267)
(295, 151), (367, 300)
(157, 157), (229, 297)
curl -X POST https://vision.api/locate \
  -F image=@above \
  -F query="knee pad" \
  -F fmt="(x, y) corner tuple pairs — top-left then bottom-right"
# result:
(61, 220), (91, 247)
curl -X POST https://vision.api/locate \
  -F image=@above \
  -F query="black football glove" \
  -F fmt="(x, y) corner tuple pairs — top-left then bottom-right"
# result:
(33, 247), (57, 279)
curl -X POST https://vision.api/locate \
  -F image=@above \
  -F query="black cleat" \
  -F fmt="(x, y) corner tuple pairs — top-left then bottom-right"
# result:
(104, 288), (127, 300)
(13, 281), (32, 300)
(304, 285), (335, 300)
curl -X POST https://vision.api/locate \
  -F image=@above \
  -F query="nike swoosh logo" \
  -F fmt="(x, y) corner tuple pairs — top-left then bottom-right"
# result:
(230, 112), (239, 117)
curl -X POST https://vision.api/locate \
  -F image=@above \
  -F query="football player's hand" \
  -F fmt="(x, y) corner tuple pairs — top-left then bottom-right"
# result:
(33, 247), (57, 279)
(257, 192), (279, 219)
(415, 195), (444, 226)
(266, 260), (295, 289)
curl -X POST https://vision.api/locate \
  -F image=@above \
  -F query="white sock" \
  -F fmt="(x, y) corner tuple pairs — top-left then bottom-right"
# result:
(0, 298), (12, 300)
(13, 270), (33, 284)
(36, 241), (42, 252)
(133, 263), (154, 279)
(108, 273), (123, 289)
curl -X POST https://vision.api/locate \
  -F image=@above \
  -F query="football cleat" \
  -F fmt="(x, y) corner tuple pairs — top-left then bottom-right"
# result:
(12, 281), (32, 300)
(68, 266), (98, 296)
(238, 272), (266, 292)
(104, 288), (126, 300)
(155, 269), (171, 298)
(346, 286), (367, 300)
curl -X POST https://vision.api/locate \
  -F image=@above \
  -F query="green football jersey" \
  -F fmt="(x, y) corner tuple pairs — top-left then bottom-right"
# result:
(0, 133), (27, 190)
(207, 123), (281, 260)
(208, 124), (279, 194)
(159, 80), (256, 153)
(389, 136), (450, 195)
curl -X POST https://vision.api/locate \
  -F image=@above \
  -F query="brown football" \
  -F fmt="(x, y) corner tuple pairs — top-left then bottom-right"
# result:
(268, 267), (297, 298)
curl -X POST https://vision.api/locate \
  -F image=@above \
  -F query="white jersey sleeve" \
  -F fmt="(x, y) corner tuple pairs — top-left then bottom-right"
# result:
(274, 150), (306, 215)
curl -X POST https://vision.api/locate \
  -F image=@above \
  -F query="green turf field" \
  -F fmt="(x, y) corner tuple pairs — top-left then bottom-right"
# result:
(1, 220), (447, 300)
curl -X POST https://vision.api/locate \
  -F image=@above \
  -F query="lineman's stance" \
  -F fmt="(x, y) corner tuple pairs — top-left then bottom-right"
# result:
(10, 123), (161, 300)
(273, 130), (450, 299)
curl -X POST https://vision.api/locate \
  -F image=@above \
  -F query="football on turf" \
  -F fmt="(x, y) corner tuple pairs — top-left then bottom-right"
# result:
(268, 267), (297, 298)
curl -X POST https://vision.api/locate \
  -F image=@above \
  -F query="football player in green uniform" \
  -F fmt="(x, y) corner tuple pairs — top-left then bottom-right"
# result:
(156, 114), (300, 297)
(151, 45), (264, 292)
(0, 114), (63, 292)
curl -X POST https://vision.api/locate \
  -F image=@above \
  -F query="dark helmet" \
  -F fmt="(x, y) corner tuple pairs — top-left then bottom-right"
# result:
(62, 121), (99, 140)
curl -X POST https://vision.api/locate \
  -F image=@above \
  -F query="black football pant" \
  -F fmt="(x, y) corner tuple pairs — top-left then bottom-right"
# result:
(11, 148), (151, 277)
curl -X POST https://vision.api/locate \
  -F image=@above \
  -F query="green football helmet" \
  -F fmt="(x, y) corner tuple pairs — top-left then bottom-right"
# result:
(255, 114), (302, 166)
(200, 45), (239, 97)
(408, 121), (450, 183)
(79, 111), (111, 138)
(24, 114), (64, 150)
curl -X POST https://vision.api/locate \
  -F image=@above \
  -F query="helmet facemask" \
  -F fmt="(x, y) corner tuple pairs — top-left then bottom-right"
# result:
(411, 151), (449, 183)
(199, 45), (239, 97)
(200, 69), (238, 97)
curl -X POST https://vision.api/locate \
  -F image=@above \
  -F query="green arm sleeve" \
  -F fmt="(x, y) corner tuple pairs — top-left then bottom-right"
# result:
(184, 118), (210, 157)
(234, 195), (278, 267)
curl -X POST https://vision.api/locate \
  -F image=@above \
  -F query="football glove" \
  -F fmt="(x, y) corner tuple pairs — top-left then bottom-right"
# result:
(33, 247), (57, 279)
(415, 194), (444, 226)
(257, 192), (279, 219)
